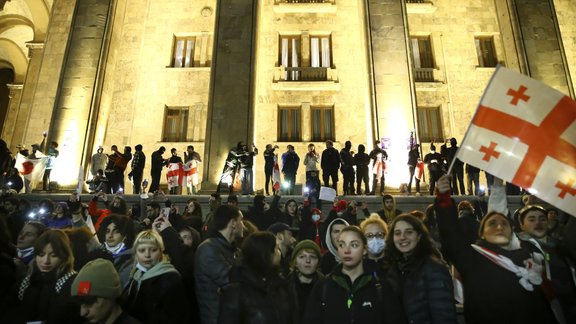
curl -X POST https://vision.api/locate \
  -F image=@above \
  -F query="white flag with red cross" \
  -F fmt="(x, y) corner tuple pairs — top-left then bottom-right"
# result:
(456, 67), (576, 216)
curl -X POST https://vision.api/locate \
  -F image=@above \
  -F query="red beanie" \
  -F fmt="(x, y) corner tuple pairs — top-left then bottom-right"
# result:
(335, 200), (348, 213)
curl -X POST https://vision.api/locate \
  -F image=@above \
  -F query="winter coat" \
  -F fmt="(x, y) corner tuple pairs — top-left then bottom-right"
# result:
(339, 148), (354, 171)
(304, 152), (320, 172)
(384, 256), (457, 324)
(321, 147), (340, 173)
(436, 198), (554, 324)
(303, 262), (399, 324)
(124, 261), (190, 324)
(219, 266), (295, 324)
(286, 271), (324, 323)
(195, 233), (239, 324)
(282, 151), (300, 174)
(15, 270), (81, 324)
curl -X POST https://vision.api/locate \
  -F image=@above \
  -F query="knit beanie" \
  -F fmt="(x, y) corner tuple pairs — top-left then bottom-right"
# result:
(290, 239), (321, 268)
(71, 259), (121, 299)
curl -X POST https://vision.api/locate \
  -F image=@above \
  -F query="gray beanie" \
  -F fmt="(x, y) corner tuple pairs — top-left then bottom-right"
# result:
(71, 259), (121, 299)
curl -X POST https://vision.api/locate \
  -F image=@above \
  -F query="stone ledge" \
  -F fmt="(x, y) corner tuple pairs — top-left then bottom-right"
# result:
(406, 2), (437, 14)
(271, 80), (341, 91)
(273, 2), (337, 14)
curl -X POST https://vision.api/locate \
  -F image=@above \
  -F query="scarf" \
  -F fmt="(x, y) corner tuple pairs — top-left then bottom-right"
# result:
(104, 242), (126, 257)
(471, 244), (543, 291)
(17, 247), (34, 260)
(128, 261), (179, 295)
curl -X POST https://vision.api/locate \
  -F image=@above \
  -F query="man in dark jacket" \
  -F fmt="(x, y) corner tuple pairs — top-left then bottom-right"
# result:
(321, 140), (340, 192)
(281, 145), (300, 195)
(149, 146), (167, 193)
(353, 144), (370, 195)
(195, 205), (243, 324)
(340, 141), (355, 195)
(443, 138), (465, 195)
(130, 144), (146, 194)
(424, 144), (444, 195)
(407, 143), (420, 195)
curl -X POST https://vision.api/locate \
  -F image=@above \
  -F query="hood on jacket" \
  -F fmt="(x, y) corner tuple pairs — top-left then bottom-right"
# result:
(325, 218), (350, 262)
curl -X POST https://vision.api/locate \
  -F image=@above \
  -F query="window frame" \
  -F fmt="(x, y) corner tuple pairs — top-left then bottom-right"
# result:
(278, 35), (302, 68)
(277, 106), (302, 142)
(310, 105), (335, 142)
(475, 36), (498, 68)
(162, 106), (190, 142)
(309, 34), (333, 68)
(171, 36), (196, 68)
(416, 106), (443, 143)
(410, 35), (435, 69)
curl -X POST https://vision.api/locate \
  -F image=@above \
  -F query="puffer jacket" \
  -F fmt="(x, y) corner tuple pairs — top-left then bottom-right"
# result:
(218, 266), (295, 324)
(384, 256), (457, 324)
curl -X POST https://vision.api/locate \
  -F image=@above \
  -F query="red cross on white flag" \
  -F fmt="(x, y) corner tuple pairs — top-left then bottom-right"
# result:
(456, 67), (576, 216)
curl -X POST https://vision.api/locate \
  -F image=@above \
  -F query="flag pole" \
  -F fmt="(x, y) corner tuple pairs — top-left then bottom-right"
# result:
(447, 65), (503, 176)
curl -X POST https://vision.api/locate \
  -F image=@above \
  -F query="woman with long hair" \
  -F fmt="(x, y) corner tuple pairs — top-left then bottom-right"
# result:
(124, 230), (189, 324)
(14, 229), (82, 323)
(219, 231), (295, 324)
(383, 214), (457, 324)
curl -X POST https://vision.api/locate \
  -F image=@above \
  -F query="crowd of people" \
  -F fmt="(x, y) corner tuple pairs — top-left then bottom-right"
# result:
(0, 172), (574, 324)
(1, 134), (502, 198)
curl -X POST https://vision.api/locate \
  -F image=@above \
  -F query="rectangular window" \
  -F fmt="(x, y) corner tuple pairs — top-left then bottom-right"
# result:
(475, 36), (497, 67)
(163, 106), (189, 142)
(311, 106), (334, 141)
(417, 107), (443, 143)
(410, 36), (435, 68)
(310, 35), (332, 68)
(279, 35), (301, 81)
(172, 36), (196, 68)
(278, 106), (301, 141)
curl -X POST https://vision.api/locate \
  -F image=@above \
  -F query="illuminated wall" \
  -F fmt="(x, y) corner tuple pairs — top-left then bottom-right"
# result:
(1, 0), (574, 192)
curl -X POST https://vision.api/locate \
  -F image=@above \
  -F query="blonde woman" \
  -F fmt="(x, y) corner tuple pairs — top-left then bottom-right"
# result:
(360, 214), (389, 270)
(124, 230), (189, 324)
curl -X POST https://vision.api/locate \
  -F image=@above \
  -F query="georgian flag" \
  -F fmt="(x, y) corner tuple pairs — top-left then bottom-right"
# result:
(456, 67), (576, 216)
(273, 154), (281, 191)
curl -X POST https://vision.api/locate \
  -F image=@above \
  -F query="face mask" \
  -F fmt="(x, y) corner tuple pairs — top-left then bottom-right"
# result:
(311, 214), (321, 222)
(367, 238), (385, 255)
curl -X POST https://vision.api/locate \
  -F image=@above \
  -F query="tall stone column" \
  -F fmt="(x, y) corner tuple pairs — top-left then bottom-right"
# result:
(10, 43), (44, 150)
(512, 0), (573, 96)
(365, 0), (416, 139)
(1, 83), (23, 148)
(202, 0), (258, 191)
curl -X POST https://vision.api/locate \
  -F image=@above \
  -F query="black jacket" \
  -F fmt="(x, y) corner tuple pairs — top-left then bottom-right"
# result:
(303, 263), (399, 324)
(436, 198), (554, 324)
(15, 270), (82, 324)
(321, 147), (340, 172)
(286, 271), (324, 323)
(124, 264), (190, 324)
(384, 256), (457, 324)
(219, 266), (295, 324)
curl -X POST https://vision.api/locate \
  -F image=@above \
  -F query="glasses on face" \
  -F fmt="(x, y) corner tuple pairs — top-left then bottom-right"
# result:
(365, 232), (385, 239)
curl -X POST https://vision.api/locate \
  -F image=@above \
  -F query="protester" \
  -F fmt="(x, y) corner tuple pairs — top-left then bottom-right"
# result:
(383, 214), (457, 324)
(321, 140), (340, 192)
(286, 239), (324, 322)
(195, 205), (243, 324)
(360, 214), (388, 270)
(263, 144), (279, 195)
(268, 222), (297, 276)
(407, 143), (420, 195)
(340, 141), (355, 195)
(124, 230), (189, 324)
(14, 229), (82, 323)
(304, 226), (394, 324)
(320, 217), (349, 274)
(15, 221), (47, 266)
(435, 176), (554, 324)
(218, 231), (295, 324)
(281, 144), (300, 195)
(376, 194), (402, 223)
(96, 214), (135, 288)
(71, 258), (141, 324)
(369, 140), (388, 195)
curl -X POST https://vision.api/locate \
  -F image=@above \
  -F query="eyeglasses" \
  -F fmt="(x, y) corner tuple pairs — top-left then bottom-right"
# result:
(365, 232), (385, 239)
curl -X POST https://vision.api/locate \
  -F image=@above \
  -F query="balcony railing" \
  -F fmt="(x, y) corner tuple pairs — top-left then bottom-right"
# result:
(414, 68), (435, 82)
(406, 0), (427, 3)
(285, 67), (328, 81)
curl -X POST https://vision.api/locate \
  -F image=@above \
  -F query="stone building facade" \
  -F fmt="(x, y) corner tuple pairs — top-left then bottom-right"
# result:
(0, 0), (573, 192)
